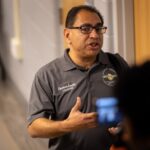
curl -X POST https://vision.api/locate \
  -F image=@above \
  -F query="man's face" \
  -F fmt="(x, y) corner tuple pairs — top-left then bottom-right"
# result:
(64, 10), (104, 60)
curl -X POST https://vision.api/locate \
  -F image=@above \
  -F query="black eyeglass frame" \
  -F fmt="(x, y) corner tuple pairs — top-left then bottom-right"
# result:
(67, 24), (107, 34)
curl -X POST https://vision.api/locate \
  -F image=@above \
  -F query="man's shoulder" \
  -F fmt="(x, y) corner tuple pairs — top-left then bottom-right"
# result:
(36, 56), (64, 76)
(105, 52), (129, 74)
(46, 56), (64, 69)
(106, 52), (124, 62)
(106, 52), (128, 64)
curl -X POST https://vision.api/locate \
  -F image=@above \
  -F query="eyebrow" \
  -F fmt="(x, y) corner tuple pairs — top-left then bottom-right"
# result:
(80, 22), (103, 27)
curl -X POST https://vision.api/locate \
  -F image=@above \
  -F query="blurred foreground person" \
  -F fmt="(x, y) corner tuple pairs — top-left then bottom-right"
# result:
(114, 61), (150, 150)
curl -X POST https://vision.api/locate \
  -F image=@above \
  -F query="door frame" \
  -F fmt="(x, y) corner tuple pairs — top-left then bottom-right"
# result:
(113, 0), (135, 65)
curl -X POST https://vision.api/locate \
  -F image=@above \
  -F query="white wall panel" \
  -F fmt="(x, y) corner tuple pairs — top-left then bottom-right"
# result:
(1, 0), (60, 100)
(94, 0), (115, 53)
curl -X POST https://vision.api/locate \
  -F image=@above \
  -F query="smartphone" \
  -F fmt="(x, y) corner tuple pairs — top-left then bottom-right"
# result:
(96, 97), (122, 126)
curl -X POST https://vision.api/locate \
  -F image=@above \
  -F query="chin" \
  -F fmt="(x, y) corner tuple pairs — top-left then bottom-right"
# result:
(89, 49), (100, 55)
(86, 53), (98, 59)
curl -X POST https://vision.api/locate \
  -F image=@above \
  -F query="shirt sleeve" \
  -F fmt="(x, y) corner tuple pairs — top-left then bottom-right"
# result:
(27, 68), (54, 125)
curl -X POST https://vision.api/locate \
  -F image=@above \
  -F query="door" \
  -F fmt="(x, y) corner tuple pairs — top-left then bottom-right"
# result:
(61, 0), (85, 26)
(134, 0), (150, 64)
(60, 0), (85, 49)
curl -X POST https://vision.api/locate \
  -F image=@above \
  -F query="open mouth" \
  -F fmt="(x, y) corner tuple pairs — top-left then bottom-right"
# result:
(88, 42), (100, 49)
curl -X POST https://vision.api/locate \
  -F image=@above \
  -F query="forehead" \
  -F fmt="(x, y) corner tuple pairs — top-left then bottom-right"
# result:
(73, 10), (102, 25)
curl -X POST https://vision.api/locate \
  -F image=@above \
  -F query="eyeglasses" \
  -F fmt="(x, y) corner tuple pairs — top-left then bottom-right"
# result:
(67, 24), (107, 34)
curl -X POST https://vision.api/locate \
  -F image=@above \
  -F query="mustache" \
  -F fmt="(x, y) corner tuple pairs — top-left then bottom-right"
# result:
(87, 41), (100, 45)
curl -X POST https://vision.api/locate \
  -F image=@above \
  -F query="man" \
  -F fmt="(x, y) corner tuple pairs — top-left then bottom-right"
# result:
(114, 61), (150, 150)
(27, 5), (128, 150)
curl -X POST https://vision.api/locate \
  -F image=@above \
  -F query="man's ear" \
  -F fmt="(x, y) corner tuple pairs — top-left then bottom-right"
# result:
(64, 28), (72, 45)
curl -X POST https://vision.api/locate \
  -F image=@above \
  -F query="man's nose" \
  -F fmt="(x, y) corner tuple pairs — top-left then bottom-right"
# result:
(89, 29), (99, 38)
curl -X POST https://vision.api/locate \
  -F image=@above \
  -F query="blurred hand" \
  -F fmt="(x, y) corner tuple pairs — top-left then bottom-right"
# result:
(110, 145), (128, 150)
(65, 97), (98, 131)
(108, 126), (122, 135)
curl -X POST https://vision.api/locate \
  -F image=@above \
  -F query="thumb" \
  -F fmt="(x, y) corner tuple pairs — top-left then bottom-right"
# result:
(71, 97), (81, 112)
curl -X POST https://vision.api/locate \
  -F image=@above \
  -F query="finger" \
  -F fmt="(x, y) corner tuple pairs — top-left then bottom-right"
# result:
(108, 127), (121, 135)
(83, 117), (98, 128)
(84, 112), (97, 119)
(71, 97), (81, 112)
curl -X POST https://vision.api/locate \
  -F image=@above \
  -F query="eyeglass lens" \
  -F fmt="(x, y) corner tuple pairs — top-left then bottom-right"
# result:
(80, 24), (107, 34)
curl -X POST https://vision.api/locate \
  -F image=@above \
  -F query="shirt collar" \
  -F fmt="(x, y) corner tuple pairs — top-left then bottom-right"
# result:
(61, 49), (77, 71)
(97, 50), (110, 65)
(61, 49), (110, 71)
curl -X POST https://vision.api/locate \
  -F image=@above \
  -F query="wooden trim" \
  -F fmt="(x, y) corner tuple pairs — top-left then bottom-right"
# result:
(134, 0), (150, 64)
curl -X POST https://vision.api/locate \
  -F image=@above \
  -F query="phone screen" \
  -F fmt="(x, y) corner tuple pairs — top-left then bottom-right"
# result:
(96, 97), (122, 126)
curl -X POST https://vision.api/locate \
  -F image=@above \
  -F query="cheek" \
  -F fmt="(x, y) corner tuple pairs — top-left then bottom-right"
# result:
(73, 36), (87, 47)
(100, 36), (103, 43)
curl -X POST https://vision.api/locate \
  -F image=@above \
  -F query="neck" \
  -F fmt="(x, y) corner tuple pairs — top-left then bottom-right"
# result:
(68, 50), (97, 69)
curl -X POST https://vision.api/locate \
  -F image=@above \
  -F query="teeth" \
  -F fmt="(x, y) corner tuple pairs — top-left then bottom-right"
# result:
(91, 43), (97, 46)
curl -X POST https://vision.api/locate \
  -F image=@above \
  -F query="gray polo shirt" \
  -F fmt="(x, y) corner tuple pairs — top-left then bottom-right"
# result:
(28, 49), (128, 150)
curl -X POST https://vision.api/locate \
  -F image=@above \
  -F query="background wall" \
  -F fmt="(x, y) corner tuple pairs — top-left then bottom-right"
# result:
(94, 0), (134, 63)
(0, 0), (60, 101)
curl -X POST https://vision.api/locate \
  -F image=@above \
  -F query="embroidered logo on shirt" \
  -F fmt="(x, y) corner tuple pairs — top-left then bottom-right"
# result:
(102, 68), (118, 87)
(58, 83), (76, 92)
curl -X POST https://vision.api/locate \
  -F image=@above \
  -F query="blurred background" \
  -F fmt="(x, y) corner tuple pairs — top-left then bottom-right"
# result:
(0, 0), (150, 149)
